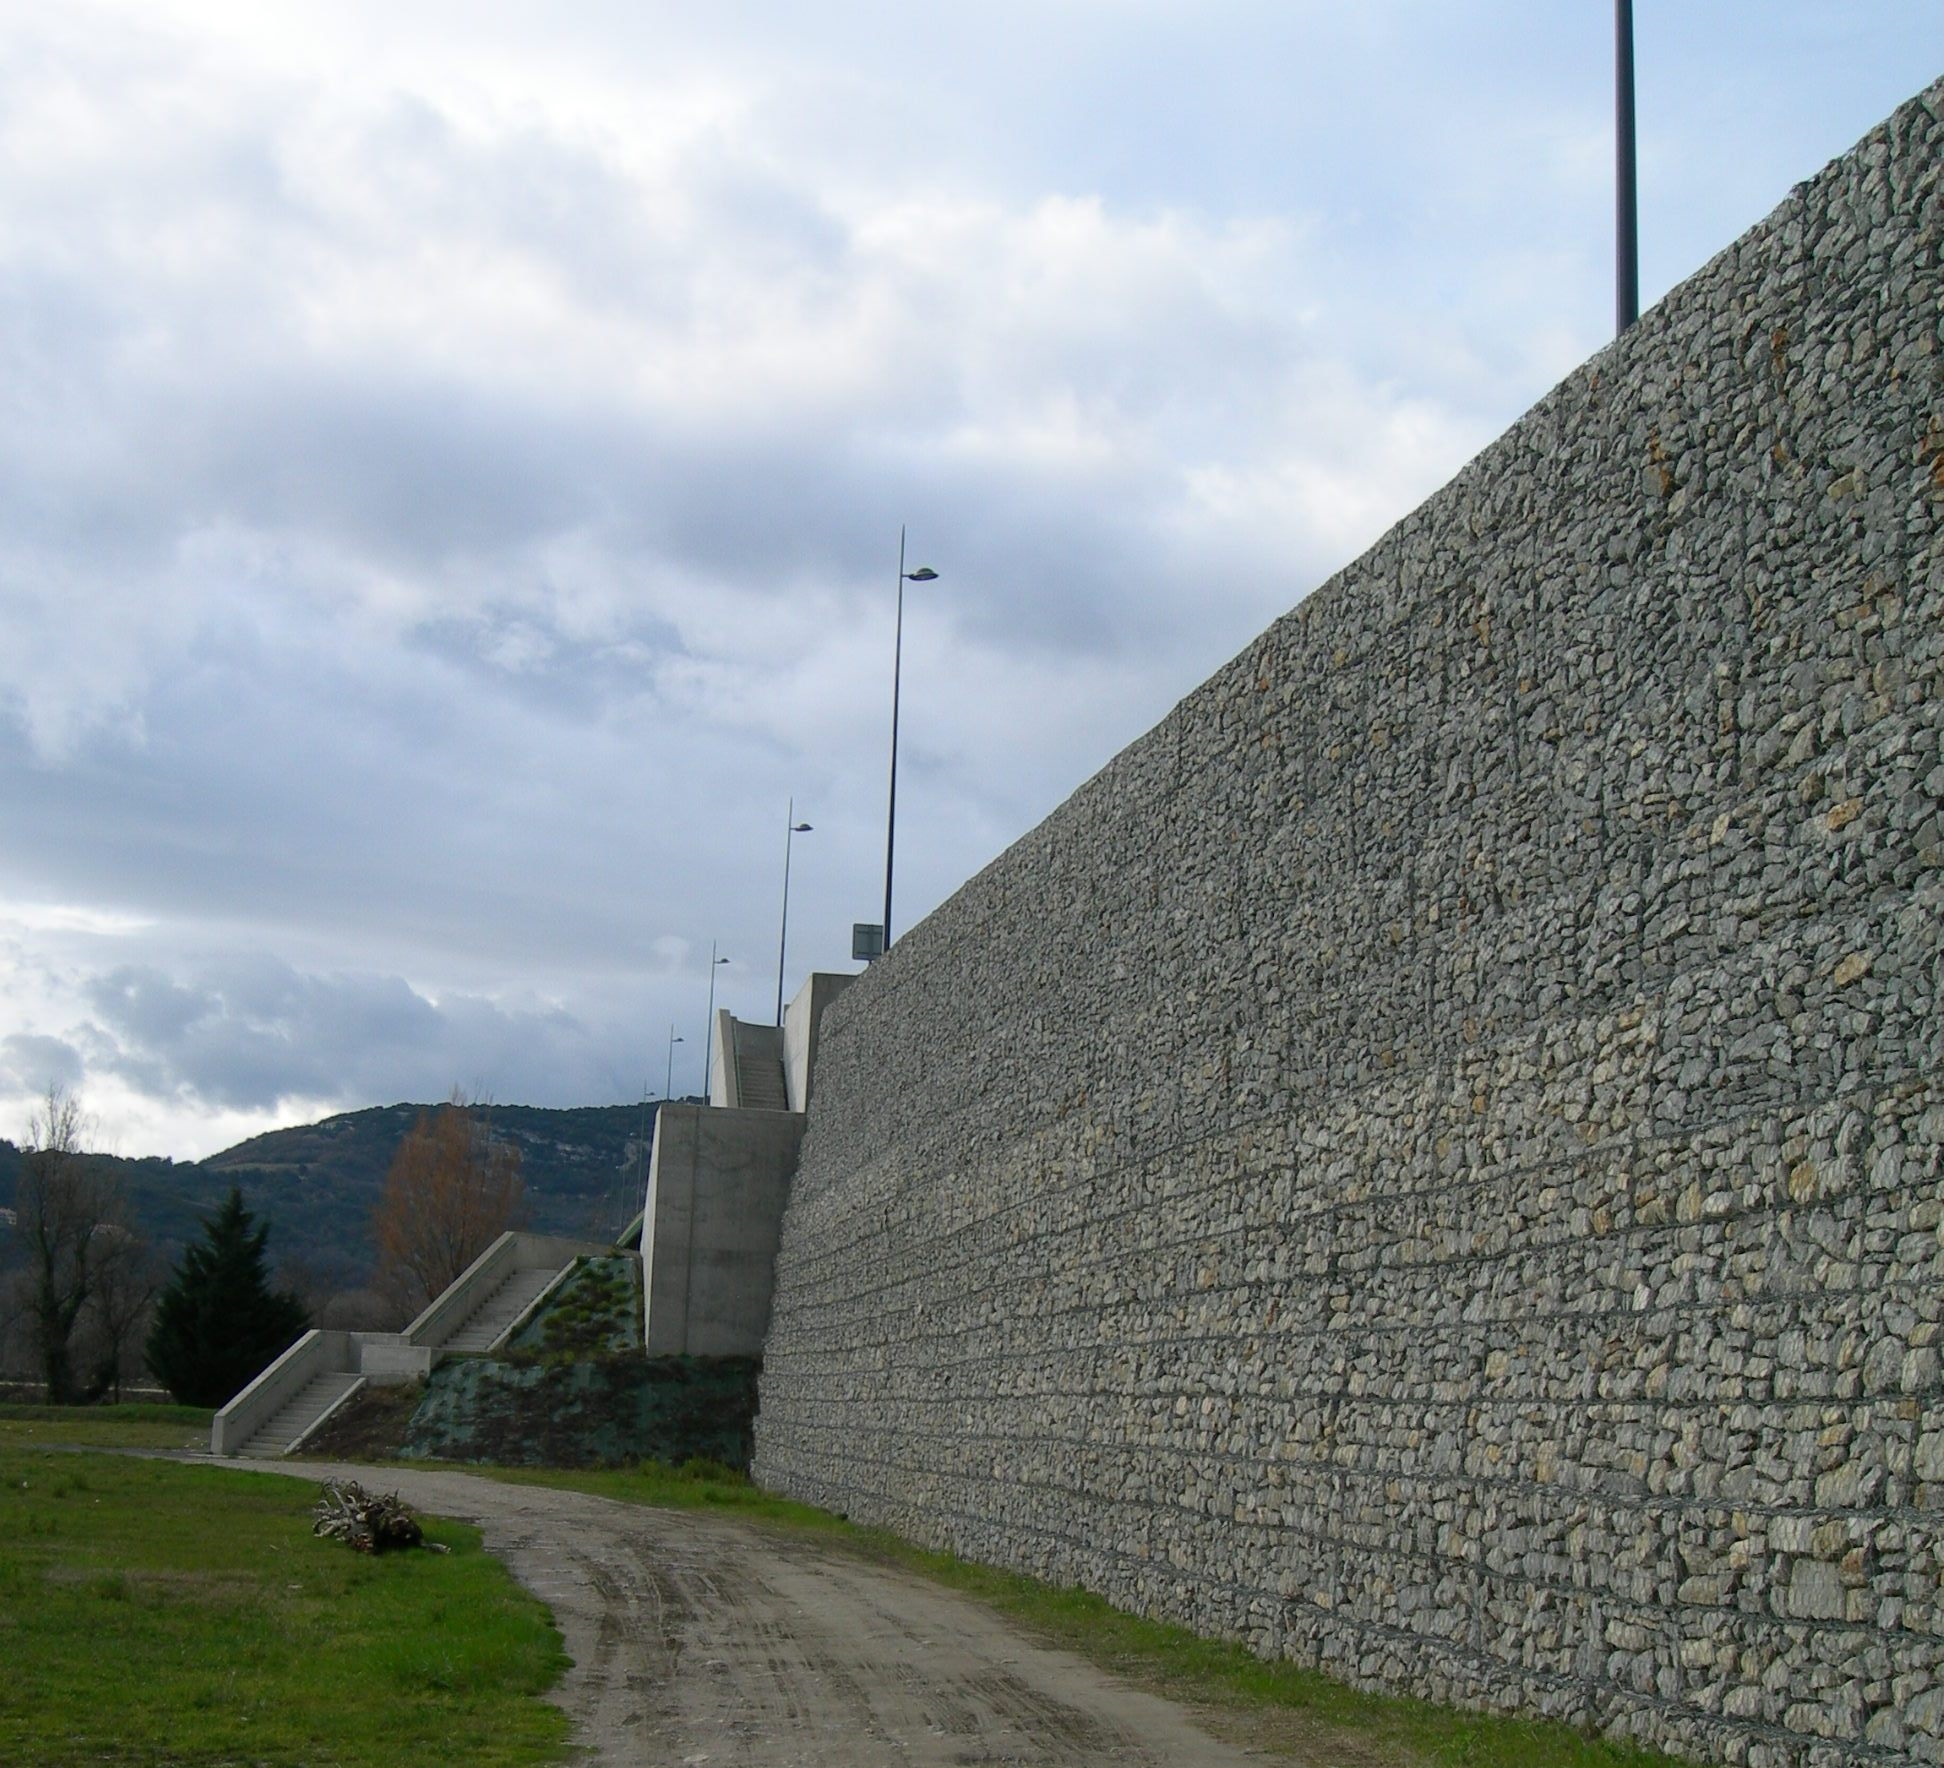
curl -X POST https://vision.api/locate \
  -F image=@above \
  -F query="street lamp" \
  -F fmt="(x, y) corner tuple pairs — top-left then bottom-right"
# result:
(776, 798), (813, 1026)
(665, 1025), (684, 1103)
(701, 943), (731, 1101)
(883, 526), (939, 950)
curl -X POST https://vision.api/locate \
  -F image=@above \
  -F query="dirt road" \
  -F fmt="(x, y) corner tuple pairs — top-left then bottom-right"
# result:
(259, 1459), (1317, 1765)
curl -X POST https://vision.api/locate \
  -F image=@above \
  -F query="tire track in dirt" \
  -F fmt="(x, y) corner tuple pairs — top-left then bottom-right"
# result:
(245, 1460), (1360, 1764)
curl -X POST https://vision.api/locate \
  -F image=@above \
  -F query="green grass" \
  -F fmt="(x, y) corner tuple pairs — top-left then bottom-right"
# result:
(433, 1456), (1686, 1768)
(0, 1446), (570, 1766)
(0, 1401), (214, 1452)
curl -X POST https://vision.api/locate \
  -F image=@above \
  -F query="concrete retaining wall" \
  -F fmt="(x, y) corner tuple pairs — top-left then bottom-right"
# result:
(642, 1105), (804, 1356)
(754, 82), (1944, 1766)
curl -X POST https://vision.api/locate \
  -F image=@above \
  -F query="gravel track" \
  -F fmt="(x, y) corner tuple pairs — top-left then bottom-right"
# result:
(247, 1459), (1338, 1765)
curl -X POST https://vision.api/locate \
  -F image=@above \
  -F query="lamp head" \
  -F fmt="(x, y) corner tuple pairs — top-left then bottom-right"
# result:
(905, 566), (939, 582)
(792, 821), (813, 833)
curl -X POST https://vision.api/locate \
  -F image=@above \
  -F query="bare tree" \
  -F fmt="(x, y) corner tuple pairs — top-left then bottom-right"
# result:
(14, 1084), (133, 1403)
(80, 1225), (159, 1402)
(372, 1092), (525, 1319)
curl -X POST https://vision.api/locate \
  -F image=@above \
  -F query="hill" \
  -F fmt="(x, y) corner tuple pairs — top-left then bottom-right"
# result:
(0, 1100), (667, 1291)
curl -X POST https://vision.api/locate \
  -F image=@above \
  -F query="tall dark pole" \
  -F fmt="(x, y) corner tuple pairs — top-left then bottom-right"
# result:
(701, 943), (729, 1102)
(776, 799), (811, 1025)
(665, 1025), (683, 1103)
(882, 533), (938, 951)
(883, 527), (907, 949)
(1615, 0), (1639, 333)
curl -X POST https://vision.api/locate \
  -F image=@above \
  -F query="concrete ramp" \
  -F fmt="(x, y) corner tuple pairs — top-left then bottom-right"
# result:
(231, 1369), (363, 1459)
(404, 1231), (611, 1357)
(730, 1021), (788, 1110)
(439, 1263), (565, 1353)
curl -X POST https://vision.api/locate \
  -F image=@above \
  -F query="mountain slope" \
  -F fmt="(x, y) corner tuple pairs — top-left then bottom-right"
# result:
(0, 1100), (667, 1288)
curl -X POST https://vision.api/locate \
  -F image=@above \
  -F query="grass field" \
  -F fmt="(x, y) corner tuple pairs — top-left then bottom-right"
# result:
(0, 1419), (569, 1767)
(0, 1401), (212, 1452)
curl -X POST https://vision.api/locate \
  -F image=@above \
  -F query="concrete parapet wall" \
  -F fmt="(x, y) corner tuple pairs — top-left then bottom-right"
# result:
(643, 1104), (804, 1356)
(755, 82), (1944, 1766)
(352, 1333), (433, 1384)
(709, 1008), (737, 1108)
(784, 973), (856, 1113)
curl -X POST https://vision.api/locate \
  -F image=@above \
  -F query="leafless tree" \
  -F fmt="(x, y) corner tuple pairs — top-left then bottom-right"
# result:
(14, 1084), (136, 1403)
(80, 1225), (159, 1402)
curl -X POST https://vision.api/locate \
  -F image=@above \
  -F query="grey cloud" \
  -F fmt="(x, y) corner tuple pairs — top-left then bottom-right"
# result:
(77, 951), (620, 1116)
(86, 968), (214, 1045)
(0, 1033), (85, 1097)
(6, 1), (1926, 1162)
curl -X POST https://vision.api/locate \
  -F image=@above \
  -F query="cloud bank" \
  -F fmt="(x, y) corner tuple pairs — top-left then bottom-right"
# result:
(0, 1), (1934, 1155)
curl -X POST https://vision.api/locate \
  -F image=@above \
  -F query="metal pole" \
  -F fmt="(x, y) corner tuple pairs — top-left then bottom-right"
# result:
(665, 1025), (683, 1102)
(883, 527), (906, 948)
(1615, 0), (1639, 334)
(776, 799), (810, 1025)
(702, 943), (727, 1102)
(636, 1084), (651, 1191)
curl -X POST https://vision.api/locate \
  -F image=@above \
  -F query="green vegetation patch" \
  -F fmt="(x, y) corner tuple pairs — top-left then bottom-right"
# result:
(403, 1352), (759, 1469)
(505, 1255), (640, 1360)
(0, 1448), (569, 1767)
(0, 1401), (213, 1453)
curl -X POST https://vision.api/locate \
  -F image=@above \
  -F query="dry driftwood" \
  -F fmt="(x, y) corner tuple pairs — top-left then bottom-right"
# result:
(311, 1478), (449, 1553)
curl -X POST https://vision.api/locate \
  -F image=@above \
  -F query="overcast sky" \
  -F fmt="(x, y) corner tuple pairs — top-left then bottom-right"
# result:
(2, 2), (1937, 1160)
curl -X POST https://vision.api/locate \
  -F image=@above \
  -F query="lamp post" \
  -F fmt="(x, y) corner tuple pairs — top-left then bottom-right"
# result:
(883, 526), (939, 950)
(701, 943), (730, 1102)
(776, 798), (812, 1026)
(665, 1025), (684, 1103)
(1615, 0), (1638, 334)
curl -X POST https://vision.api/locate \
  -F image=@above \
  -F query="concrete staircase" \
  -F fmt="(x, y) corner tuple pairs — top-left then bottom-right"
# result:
(232, 1370), (363, 1459)
(211, 1232), (613, 1457)
(440, 1263), (563, 1353)
(732, 1021), (789, 1110)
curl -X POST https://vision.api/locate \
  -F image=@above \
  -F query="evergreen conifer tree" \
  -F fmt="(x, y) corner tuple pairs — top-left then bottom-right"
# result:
(146, 1188), (310, 1407)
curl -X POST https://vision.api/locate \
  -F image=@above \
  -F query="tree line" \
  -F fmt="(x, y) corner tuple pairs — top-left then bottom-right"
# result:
(1, 1086), (527, 1407)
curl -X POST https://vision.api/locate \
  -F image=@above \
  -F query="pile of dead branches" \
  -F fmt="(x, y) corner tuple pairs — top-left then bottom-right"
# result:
(311, 1478), (448, 1554)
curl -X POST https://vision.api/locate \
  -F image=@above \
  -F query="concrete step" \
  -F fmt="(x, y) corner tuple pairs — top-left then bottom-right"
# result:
(443, 1263), (563, 1353)
(733, 1021), (789, 1111)
(236, 1371), (362, 1459)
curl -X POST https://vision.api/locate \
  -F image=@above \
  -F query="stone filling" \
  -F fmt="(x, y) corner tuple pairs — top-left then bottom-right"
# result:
(757, 78), (1944, 1768)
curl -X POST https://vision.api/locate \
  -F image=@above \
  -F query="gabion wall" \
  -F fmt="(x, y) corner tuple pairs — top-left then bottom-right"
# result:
(757, 81), (1943, 1767)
